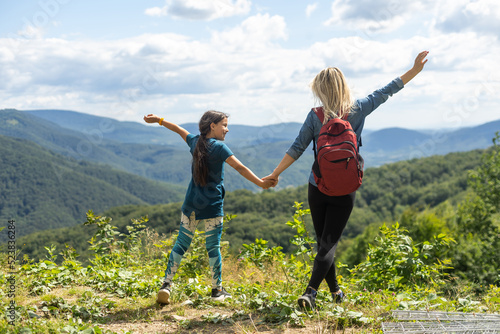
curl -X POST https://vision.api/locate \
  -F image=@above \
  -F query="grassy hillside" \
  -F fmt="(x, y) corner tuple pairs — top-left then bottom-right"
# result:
(0, 135), (185, 239)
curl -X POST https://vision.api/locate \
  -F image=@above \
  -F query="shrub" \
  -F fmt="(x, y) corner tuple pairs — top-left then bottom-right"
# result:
(350, 223), (454, 291)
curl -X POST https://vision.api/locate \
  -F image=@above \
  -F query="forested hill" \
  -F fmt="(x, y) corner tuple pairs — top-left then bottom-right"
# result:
(0, 135), (185, 239)
(15, 148), (486, 261)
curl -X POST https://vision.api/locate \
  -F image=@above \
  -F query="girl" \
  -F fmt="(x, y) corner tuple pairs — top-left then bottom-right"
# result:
(143, 110), (273, 304)
(264, 51), (429, 309)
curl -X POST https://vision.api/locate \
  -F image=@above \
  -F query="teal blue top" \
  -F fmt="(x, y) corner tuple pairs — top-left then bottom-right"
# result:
(181, 134), (234, 219)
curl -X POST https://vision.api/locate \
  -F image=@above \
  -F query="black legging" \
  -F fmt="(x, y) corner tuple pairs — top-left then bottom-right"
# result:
(307, 183), (356, 292)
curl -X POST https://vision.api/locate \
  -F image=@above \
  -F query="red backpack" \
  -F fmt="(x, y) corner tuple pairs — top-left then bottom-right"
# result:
(312, 107), (364, 196)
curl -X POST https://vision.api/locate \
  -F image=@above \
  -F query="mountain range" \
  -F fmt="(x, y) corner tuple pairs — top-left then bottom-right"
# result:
(21, 109), (500, 165)
(3, 109), (498, 180)
(361, 123), (498, 164)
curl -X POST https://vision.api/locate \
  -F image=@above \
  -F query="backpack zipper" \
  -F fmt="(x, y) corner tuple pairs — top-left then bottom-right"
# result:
(318, 128), (356, 138)
(318, 141), (357, 152)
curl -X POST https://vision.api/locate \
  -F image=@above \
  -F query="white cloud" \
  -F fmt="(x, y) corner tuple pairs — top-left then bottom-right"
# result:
(3, 26), (499, 128)
(2, 2), (500, 129)
(211, 13), (288, 51)
(326, 0), (500, 36)
(16, 24), (45, 40)
(306, 3), (318, 18)
(145, 0), (251, 21)
(144, 6), (167, 17)
(0, 17), (308, 125)
(466, 0), (500, 16)
(324, 0), (426, 33)
(434, 0), (500, 35)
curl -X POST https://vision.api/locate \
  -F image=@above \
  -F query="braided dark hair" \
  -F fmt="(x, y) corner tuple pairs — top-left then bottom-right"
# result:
(192, 110), (229, 186)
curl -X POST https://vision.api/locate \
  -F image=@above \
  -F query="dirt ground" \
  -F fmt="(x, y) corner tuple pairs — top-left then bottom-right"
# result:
(100, 304), (365, 334)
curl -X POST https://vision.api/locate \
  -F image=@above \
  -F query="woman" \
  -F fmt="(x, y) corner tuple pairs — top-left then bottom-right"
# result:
(264, 51), (429, 309)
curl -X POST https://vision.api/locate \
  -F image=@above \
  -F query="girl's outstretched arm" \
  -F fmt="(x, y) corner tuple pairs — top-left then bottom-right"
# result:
(226, 155), (274, 189)
(143, 114), (189, 142)
(400, 51), (429, 85)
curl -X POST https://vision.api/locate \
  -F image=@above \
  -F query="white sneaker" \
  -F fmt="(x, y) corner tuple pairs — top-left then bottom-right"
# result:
(211, 287), (231, 301)
(157, 282), (171, 304)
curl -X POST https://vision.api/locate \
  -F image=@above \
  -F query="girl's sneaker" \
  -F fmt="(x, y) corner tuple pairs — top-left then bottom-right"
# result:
(211, 287), (231, 301)
(298, 286), (317, 310)
(332, 289), (345, 304)
(156, 282), (171, 304)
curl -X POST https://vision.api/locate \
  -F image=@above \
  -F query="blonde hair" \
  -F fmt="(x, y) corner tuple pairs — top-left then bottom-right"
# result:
(311, 67), (354, 123)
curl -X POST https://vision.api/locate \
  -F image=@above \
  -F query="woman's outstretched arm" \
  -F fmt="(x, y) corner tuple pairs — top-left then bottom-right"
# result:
(143, 114), (189, 142)
(400, 51), (429, 85)
(262, 153), (296, 187)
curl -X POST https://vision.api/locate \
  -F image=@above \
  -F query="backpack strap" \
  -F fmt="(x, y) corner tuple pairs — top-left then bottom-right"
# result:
(311, 106), (337, 162)
(312, 108), (324, 160)
(314, 107), (349, 122)
(313, 107), (325, 123)
(312, 107), (324, 178)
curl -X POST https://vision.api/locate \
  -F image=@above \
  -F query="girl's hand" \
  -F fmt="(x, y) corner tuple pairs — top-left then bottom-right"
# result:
(143, 114), (161, 124)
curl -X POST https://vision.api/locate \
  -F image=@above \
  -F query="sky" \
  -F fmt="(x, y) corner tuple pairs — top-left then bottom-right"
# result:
(1, 0), (499, 130)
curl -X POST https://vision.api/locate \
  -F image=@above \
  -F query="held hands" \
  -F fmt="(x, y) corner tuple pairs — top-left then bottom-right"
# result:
(261, 173), (279, 189)
(143, 114), (161, 124)
(260, 177), (278, 189)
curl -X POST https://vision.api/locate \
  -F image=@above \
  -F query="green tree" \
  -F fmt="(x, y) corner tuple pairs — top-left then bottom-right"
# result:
(447, 133), (500, 287)
(468, 132), (500, 211)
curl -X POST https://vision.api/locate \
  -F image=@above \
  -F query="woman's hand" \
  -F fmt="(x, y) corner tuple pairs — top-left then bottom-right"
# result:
(412, 50), (429, 73)
(401, 50), (429, 85)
